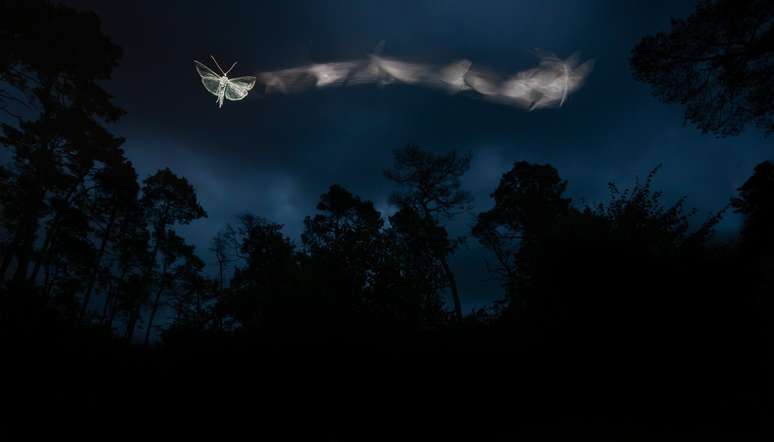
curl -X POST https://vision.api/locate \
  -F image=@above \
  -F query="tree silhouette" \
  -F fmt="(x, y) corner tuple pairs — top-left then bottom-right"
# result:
(301, 184), (385, 332)
(126, 168), (205, 342)
(166, 250), (213, 337)
(143, 230), (198, 346)
(731, 160), (774, 314)
(210, 227), (234, 293)
(225, 214), (298, 331)
(0, 0), (123, 121)
(385, 145), (472, 323)
(473, 161), (572, 296)
(102, 199), (150, 332)
(498, 165), (723, 349)
(383, 207), (449, 325)
(631, 0), (774, 136)
(80, 149), (139, 315)
(732, 161), (774, 255)
(0, 0), (124, 289)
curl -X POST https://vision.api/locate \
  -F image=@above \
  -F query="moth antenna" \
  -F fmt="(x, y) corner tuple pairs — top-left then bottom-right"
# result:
(210, 55), (226, 75)
(225, 61), (238, 76)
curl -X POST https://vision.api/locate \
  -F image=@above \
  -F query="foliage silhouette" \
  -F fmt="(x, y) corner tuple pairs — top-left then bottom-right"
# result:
(631, 0), (774, 136)
(385, 144), (472, 323)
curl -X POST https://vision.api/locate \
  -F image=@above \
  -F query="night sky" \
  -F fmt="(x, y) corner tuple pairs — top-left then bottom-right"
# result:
(62, 0), (773, 310)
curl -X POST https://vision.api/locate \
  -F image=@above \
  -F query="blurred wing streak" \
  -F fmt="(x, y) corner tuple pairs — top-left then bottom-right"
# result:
(225, 76), (257, 101)
(247, 50), (593, 109)
(439, 60), (472, 92)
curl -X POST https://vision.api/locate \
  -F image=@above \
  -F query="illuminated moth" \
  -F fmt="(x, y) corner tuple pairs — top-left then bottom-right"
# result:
(194, 55), (257, 108)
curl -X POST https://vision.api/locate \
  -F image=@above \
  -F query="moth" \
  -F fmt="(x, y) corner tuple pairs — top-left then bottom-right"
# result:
(194, 55), (257, 108)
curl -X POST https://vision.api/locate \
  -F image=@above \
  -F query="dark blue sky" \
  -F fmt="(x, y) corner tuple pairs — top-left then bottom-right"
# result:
(64, 0), (772, 310)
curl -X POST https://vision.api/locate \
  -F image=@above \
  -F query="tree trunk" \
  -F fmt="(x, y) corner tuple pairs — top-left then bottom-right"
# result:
(107, 301), (118, 329)
(439, 256), (463, 324)
(195, 289), (202, 330)
(12, 181), (50, 285)
(12, 219), (37, 285)
(137, 211), (169, 346)
(101, 282), (114, 323)
(104, 266), (128, 323)
(0, 225), (22, 280)
(13, 83), (57, 285)
(126, 308), (139, 341)
(44, 262), (58, 299)
(29, 170), (90, 284)
(38, 231), (62, 301)
(218, 258), (224, 292)
(28, 219), (58, 284)
(81, 206), (118, 316)
(143, 283), (165, 347)
(106, 278), (123, 330)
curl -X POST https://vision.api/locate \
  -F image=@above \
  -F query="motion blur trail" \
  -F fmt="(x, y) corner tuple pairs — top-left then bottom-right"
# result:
(255, 49), (594, 110)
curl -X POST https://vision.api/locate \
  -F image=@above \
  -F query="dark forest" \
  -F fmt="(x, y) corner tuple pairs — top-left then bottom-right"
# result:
(1, 0), (772, 439)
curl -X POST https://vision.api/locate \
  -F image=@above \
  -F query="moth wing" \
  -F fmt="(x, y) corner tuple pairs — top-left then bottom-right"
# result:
(224, 76), (256, 101)
(194, 60), (219, 78)
(229, 76), (256, 90)
(194, 60), (224, 96)
(202, 77), (225, 97)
